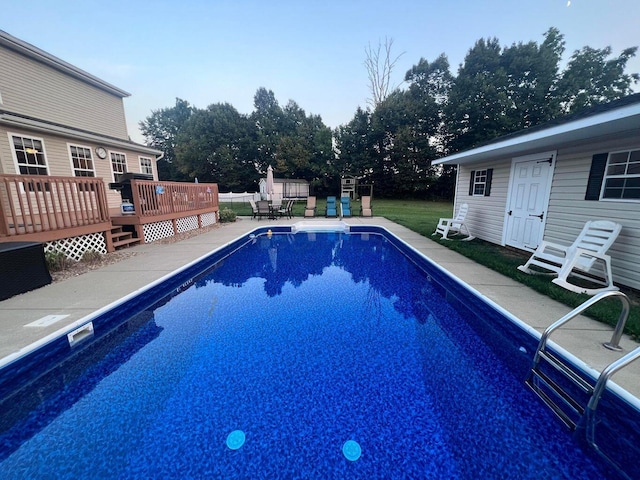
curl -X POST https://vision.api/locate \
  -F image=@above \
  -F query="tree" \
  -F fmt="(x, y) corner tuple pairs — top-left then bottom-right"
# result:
(175, 103), (258, 191)
(555, 45), (639, 114)
(364, 37), (405, 109)
(139, 98), (193, 181)
(251, 87), (284, 173)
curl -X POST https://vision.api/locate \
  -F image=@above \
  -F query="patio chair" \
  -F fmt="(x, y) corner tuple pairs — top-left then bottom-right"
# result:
(325, 196), (338, 218)
(340, 197), (352, 217)
(278, 199), (294, 219)
(304, 196), (317, 217)
(432, 203), (474, 240)
(360, 196), (373, 217)
(249, 199), (258, 219)
(517, 220), (622, 295)
(256, 200), (271, 220)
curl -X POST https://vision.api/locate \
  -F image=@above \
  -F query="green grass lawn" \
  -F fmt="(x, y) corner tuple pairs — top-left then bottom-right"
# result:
(220, 198), (639, 339)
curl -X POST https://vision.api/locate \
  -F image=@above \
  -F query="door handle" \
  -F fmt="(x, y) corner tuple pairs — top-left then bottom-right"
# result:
(529, 212), (544, 220)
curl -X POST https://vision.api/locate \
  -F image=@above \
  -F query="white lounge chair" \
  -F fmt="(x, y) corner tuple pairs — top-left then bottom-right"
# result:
(432, 203), (474, 240)
(517, 220), (622, 295)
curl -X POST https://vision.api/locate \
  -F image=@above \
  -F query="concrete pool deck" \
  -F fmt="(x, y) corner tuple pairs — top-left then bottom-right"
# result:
(1, 216), (638, 399)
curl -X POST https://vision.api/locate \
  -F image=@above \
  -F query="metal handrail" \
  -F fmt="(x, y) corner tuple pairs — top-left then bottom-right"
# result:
(533, 291), (631, 367)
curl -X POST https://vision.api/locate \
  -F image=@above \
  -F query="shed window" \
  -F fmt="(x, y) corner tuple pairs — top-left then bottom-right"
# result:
(602, 149), (640, 200)
(12, 135), (48, 175)
(468, 169), (493, 196)
(69, 145), (95, 177)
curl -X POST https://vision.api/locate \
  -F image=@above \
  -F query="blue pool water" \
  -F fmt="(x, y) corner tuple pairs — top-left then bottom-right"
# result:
(0, 228), (636, 478)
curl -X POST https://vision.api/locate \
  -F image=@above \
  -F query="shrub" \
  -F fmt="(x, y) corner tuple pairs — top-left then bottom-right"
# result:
(45, 250), (73, 272)
(81, 249), (102, 264)
(219, 208), (237, 223)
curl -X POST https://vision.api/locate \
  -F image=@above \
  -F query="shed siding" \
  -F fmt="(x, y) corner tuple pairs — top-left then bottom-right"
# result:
(546, 139), (640, 290)
(0, 47), (128, 139)
(453, 134), (640, 290)
(454, 161), (511, 245)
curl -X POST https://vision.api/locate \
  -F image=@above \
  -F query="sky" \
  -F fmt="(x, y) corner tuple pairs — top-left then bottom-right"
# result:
(2, 0), (639, 143)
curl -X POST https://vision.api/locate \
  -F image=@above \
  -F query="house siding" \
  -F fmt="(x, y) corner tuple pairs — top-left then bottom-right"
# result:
(0, 47), (129, 139)
(0, 128), (156, 210)
(454, 162), (511, 246)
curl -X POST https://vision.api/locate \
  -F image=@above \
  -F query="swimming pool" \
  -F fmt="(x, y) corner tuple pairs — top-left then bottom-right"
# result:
(0, 226), (638, 478)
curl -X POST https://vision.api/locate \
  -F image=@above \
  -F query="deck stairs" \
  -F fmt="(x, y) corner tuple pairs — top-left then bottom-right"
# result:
(109, 226), (141, 250)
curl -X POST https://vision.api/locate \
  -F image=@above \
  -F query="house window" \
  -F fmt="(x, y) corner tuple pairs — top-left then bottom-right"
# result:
(110, 151), (127, 179)
(139, 156), (153, 176)
(601, 149), (640, 200)
(12, 134), (48, 175)
(468, 169), (493, 196)
(69, 145), (95, 177)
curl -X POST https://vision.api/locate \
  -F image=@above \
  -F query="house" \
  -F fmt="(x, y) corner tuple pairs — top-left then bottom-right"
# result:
(259, 177), (309, 200)
(434, 93), (640, 291)
(0, 30), (219, 260)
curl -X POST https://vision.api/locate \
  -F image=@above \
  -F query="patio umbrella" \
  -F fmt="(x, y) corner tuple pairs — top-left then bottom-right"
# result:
(266, 165), (274, 200)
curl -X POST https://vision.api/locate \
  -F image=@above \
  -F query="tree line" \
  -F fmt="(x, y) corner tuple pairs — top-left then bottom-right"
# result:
(140, 27), (638, 199)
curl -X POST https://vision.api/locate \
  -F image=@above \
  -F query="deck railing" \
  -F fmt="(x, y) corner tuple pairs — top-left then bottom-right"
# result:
(0, 174), (110, 239)
(128, 180), (219, 219)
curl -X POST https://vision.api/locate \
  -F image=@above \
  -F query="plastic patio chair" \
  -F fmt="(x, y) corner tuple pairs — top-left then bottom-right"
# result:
(325, 196), (337, 218)
(517, 220), (622, 295)
(432, 203), (473, 240)
(340, 197), (352, 217)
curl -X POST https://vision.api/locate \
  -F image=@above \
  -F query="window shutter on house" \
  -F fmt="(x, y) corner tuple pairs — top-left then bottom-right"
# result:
(484, 168), (493, 196)
(469, 171), (475, 195)
(585, 153), (608, 200)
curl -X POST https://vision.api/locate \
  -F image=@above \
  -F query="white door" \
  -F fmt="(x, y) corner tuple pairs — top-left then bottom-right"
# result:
(504, 152), (555, 250)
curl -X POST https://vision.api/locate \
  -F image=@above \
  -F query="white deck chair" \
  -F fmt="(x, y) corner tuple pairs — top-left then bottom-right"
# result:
(517, 220), (622, 295)
(432, 203), (474, 240)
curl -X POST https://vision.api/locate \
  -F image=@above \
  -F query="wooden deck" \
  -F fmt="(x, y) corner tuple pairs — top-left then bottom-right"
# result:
(0, 175), (219, 251)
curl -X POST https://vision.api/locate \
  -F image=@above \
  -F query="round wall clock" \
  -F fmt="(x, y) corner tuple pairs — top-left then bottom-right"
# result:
(95, 147), (107, 159)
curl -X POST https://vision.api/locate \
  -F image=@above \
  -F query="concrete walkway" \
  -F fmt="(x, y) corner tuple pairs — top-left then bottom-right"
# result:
(1, 216), (638, 398)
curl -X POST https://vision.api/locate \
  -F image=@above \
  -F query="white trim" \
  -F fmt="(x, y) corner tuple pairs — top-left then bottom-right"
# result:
(599, 148), (640, 202)
(109, 150), (128, 182)
(66, 142), (97, 177)
(139, 155), (154, 176)
(7, 131), (50, 176)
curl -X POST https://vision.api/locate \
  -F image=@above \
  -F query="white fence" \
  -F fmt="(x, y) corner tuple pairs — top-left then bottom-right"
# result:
(218, 192), (261, 203)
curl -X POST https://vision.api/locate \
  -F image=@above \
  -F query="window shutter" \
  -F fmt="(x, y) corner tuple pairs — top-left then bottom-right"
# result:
(468, 171), (475, 195)
(585, 153), (608, 200)
(484, 168), (493, 196)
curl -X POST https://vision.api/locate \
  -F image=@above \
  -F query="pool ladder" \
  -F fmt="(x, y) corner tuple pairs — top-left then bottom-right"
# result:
(526, 291), (638, 428)
(526, 291), (640, 478)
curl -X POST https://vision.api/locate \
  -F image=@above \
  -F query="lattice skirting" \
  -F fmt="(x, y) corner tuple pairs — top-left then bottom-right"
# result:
(177, 215), (199, 233)
(201, 212), (217, 227)
(45, 232), (107, 262)
(143, 220), (175, 243)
